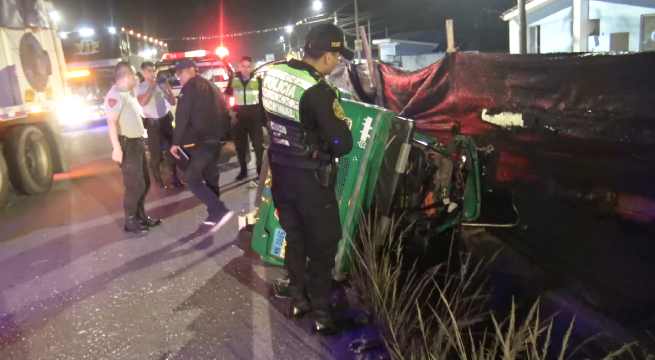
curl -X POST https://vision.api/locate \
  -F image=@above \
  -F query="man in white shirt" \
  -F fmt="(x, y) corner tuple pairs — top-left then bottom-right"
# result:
(137, 61), (181, 189)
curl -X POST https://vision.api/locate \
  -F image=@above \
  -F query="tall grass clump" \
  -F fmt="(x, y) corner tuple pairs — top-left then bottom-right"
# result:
(349, 214), (653, 360)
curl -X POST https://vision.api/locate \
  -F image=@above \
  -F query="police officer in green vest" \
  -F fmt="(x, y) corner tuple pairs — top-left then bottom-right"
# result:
(261, 23), (354, 335)
(226, 56), (264, 181)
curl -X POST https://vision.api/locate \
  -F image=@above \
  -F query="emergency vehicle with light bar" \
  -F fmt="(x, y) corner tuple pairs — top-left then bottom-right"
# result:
(156, 46), (234, 99)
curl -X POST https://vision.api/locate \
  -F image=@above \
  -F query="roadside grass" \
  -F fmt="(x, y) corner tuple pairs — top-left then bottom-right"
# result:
(349, 214), (654, 360)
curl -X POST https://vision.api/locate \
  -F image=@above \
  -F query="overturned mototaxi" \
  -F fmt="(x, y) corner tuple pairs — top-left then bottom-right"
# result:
(247, 99), (484, 278)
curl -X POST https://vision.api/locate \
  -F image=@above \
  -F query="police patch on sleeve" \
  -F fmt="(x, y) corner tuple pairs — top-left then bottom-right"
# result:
(333, 99), (352, 129)
(107, 98), (118, 108)
(332, 99), (345, 120)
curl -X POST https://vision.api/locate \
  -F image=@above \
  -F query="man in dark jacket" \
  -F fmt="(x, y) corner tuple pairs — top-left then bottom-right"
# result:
(170, 60), (232, 227)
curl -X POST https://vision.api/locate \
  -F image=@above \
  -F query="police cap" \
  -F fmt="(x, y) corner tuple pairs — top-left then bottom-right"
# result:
(304, 24), (354, 61)
(175, 59), (197, 73)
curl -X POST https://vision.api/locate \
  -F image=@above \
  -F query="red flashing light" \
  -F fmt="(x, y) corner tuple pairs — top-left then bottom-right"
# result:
(215, 46), (229, 59)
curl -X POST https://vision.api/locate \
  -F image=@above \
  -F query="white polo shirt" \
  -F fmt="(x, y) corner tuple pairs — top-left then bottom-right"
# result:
(136, 81), (171, 119)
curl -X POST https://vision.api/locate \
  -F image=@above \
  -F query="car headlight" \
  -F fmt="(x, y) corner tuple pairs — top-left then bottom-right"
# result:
(56, 96), (103, 126)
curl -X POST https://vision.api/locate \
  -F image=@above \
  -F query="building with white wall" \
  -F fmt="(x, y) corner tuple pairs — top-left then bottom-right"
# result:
(372, 38), (442, 70)
(502, 0), (655, 53)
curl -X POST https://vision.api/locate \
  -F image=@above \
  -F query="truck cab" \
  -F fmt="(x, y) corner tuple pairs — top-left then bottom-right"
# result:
(58, 26), (165, 129)
(0, 0), (68, 208)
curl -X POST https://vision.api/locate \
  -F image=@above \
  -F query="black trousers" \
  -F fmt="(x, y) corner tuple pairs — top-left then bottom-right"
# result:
(233, 106), (264, 174)
(119, 137), (150, 218)
(185, 142), (226, 215)
(270, 162), (341, 311)
(144, 113), (178, 183)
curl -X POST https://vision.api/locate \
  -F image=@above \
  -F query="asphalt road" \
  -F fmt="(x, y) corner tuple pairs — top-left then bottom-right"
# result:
(0, 126), (365, 360)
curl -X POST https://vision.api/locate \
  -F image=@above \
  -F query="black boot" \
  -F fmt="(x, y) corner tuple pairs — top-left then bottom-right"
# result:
(138, 208), (162, 227)
(290, 298), (312, 319)
(125, 216), (149, 234)
(288, 286), (311, 319)
(313, 309), (339, 336)
(140, 216), (162, 227)
(235, 169), (248, 181)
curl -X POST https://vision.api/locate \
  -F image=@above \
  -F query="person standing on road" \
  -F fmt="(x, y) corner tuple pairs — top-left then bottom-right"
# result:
(261, 24), (354, 335)
(137, 61), (182, 189)
(105, 61), (162, 234)
(225, 56), (264, 181)
(170, 60), (233, 227)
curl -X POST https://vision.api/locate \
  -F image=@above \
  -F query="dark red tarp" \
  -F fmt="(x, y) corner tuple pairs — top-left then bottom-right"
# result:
(378, 52), (655, 144)
(361, 53), (655, 322)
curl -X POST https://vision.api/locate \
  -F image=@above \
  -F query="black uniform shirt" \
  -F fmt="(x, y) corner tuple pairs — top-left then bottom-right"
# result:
(288, 59), (353, 158)
(173, 75), (230, 146)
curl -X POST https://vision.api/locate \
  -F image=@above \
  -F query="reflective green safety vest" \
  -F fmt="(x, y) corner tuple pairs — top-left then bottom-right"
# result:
(261, 63), (322, 158)
(261, 63), (320, 123)
(230, 74), (261, 106)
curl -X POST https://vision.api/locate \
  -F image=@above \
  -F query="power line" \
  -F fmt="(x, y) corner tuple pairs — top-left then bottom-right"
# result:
(162, 10), (376, 42)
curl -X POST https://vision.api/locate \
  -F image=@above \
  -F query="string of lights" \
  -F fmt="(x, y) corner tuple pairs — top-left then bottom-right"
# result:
(120, 27), (168, 48)
(161, 14), (335, 42)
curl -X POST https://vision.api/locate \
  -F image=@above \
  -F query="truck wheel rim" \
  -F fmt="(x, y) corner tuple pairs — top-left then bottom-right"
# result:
(25, 133), (49, 183)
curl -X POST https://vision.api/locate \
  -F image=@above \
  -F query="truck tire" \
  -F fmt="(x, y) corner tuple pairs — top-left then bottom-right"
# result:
(0, 151), (9, 208)
(6, 125), (54, 195)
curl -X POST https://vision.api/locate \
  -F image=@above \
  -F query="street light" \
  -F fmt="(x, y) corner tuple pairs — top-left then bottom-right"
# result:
(107, 26), (117, 35)
(312, 0), (323, 12)
(78, 27), (95, 38)
(49, 10), (61, 25)
(285, 25), (294, 34)
(279, 35), (285, 43)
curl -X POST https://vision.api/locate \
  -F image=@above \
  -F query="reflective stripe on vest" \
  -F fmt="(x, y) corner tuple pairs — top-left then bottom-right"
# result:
(261, 64), (319, 123)
(231, 76), (260, 106)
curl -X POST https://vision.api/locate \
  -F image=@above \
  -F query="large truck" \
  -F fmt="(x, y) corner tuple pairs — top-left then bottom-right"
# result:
(0, 0), (68, 208)
(58, 25), (166, 129)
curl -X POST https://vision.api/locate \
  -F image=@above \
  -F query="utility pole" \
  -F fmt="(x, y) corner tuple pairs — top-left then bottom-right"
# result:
(446, 19), (456, 53)
(518, 0), (527, 54)
(354, 0), (361, 60)
(219, 0), (225, 47)
(367, 19), (371, 44)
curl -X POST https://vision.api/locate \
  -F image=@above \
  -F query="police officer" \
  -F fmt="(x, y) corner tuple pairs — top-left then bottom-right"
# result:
(226, 56), (264, 181)
(137, 61), (182, 189)
(170, 60), (233, 227)
(105, 61), (161, 234)
(261, 23), (354, 335)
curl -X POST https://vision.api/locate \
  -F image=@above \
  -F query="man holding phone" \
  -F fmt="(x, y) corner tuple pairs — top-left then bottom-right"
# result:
(170, 60), (233, 227)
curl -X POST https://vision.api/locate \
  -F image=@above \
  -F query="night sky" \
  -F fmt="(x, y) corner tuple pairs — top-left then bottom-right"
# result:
(53, 0), (514, 59)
